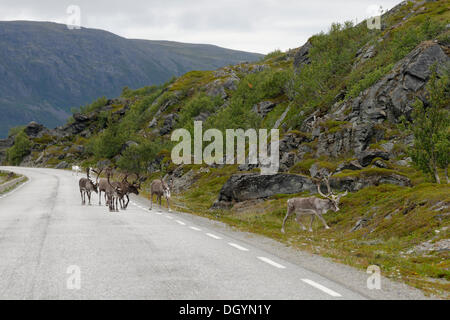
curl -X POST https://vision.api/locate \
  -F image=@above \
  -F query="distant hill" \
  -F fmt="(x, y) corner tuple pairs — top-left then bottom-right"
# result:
(0, 21), (262, 137)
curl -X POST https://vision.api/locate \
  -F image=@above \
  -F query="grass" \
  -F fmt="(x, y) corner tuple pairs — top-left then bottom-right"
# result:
(170, 70), (215, 92)
(167, 161), (450, 298)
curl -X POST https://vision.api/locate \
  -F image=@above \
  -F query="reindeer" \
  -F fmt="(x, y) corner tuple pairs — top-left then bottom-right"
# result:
(78, 167), (101, 205)
(149, 178), (172, 212)
(117, 173), (147, 209)
(72, 165), (81, 176)
(105, 168), (122, 212)
(281, 173), (348, 233)
(98, 174), (109, 206)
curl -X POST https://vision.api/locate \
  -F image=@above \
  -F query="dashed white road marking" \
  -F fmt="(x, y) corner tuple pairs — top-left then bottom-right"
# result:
(189, 226), (201, 231)
(165, 216), (173, 220)
(176, 220), (186, 225)
(153, 211), (163, 215)
(228, 242), (249, 251)
(301, 279), (342, 297)
(206, 233), (222, 240)
(257, 257), (286, 269)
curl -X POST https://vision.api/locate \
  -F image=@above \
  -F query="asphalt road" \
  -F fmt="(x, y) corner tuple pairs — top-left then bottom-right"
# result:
(0, 167), (429, 300)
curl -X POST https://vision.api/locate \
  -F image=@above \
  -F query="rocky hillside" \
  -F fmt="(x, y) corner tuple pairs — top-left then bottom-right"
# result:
(1, 0), (449, 297)
(0, 21), (262, 137)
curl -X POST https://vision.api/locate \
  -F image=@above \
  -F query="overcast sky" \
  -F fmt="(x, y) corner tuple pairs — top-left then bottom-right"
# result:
(0, 0), (400, 53)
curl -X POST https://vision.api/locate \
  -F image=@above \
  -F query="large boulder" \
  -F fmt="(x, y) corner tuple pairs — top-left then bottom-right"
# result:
(213, 173), (316, 207)
(348, 42), (450, 123)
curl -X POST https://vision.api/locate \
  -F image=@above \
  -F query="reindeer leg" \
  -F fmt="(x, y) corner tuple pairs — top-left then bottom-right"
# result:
(80, 190), (84, 205)
(167, 197), (171, 212)
(316, 213), (330, 230)
(125, 195), (130, 209)
(149, 193), (153, 210)
(296, 214), (307, 231)
(281, 206), (293, 233)
(309, 215), (315, 232)
(99, 191), (102, 206)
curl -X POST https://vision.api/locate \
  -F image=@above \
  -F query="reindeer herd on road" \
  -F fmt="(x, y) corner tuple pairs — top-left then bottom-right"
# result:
(75, 165), (348, 232)
(77, 166), (172, 213)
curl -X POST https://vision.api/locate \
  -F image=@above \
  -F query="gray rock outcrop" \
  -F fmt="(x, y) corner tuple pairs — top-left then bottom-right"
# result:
(213, 173), (316, 208)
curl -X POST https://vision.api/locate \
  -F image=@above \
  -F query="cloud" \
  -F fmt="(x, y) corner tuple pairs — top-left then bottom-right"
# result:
(0, 0), (400, 53)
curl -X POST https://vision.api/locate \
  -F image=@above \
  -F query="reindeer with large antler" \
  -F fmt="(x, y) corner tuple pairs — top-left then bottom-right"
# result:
(281, 172), (348, 233)
(115, 172), (147, 210)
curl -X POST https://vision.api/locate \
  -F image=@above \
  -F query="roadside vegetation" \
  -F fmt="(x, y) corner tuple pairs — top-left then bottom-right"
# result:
(0, 170), (27, 195)
(2, 0), (449, 297)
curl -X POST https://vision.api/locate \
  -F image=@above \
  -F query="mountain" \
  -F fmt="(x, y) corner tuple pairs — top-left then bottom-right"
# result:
(1, 0), (449, 297)
(0, 21), (262, 137)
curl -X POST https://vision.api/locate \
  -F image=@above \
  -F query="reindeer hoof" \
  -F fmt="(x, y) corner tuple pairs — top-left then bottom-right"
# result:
(309, 229), (313, 232)
(325, 226), (330, 230)
(281, 229), (285, 234)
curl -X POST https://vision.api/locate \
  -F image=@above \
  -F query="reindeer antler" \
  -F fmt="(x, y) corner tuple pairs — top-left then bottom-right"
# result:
(92, 168), (103, 184)
(316, 171), (333, 198)
(122, 172), (130, 183)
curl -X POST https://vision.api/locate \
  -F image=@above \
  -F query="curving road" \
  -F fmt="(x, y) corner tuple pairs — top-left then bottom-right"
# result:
(0, 167), (428, 300)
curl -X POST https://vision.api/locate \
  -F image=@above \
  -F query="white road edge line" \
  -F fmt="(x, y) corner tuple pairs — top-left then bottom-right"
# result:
(301, 279), (342, 297)
(206, 233), (222, 240)
(257, 257), (286, 269)
(228, 242), (249, 251)
(166, 216), (173, 219)
(176, 220), (186, 225)
(189, 226), (201, 231)
(0, 180), (30, 199)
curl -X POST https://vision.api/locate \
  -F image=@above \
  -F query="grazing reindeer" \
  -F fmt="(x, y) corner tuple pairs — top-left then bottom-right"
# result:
(281, 173), (347, 233)
(78, 167), (100, 205)
(149, 178), (172, 212)
(72, 165), (81, 176)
